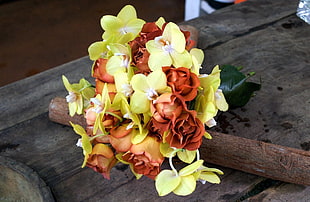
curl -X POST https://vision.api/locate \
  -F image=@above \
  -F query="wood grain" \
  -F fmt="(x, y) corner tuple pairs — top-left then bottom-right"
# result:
(49, 97), (310, 186)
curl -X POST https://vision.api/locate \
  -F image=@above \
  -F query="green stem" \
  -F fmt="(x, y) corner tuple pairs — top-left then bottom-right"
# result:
(169, 148), (181, 176)
(89, 133), (108, 141)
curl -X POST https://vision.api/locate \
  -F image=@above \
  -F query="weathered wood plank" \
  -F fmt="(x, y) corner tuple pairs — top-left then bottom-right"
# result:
(0, 0), (307, 200)
(203, 15), (310, 150)
(0, 57), (92, 131)
(184, 0), (300, 49)
(248, 184), (310, 201)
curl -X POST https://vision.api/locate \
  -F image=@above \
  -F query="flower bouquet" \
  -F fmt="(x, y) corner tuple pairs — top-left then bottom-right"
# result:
(61, 5), (252, 196)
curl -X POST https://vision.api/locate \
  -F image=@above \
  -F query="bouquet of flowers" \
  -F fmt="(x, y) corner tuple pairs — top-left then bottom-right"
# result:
(63, 5), (230, 196)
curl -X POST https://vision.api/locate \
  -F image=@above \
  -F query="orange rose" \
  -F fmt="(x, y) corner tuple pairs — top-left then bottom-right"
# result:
(87, 143), (117, 180)
(165, 110), (205, 151)
(149, 93), (184, 136)
(163, 67), (200, 101)
(109, 125), (133, 153)
(122, 136), (164, 179)
(129, 22), (163, 74)
(92, 58), (114, 83)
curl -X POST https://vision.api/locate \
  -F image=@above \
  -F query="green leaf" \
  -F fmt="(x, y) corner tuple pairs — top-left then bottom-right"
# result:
(177, 149), (196, 164)
(219, 65), (261, 108)
(155, 170), (181, 196)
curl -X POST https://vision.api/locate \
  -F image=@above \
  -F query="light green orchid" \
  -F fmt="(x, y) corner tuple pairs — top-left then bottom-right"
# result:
(155, 160), (204, 196)
(106, 43), (133, 76)
(193, 165), (223, 184)
(155, 17), (166, 29)
(70, 122), (92, 168)
(130, 70), (170, 114)
(62, 75), (95, 117)
(146, 22), (192, 71)
(100, 5), (145, 43)
(190, 48), (204, 75)
(91, 83), (112, 134)
(88, 38), (112, 61)
(114, 72), (133, 97)
(111, 92), (143, 134)
(195, 65), (228, 126)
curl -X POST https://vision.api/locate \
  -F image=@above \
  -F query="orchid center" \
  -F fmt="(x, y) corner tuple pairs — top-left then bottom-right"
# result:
(66, 92), (77, 103)
(121, 83), (133, 97)
(146, 88), (158, 100)
(90, 97), (104, 113)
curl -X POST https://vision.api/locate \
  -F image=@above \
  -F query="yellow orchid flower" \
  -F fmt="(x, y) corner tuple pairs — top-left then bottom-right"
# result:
(155, 159), (204, 196)
(146, 22), (192, 71)
(112, 92), (143, 134)
(130, 70), (170, 114)
(114, 72), (133, 97)
(90, 83), (112, 134)
(100, 5), (145, 43)
(193, 165), (223, 184)
(190, 48), (204, 75)
(88, 38), (113, 61)
(195, 65), (228, 126)
(106, 43), (133, 76)
(70, 122), (92, 168)
(62, 75), (95, 117)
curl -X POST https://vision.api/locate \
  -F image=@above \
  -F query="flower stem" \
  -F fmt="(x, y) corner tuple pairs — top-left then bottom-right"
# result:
(169, 148), (180, 176)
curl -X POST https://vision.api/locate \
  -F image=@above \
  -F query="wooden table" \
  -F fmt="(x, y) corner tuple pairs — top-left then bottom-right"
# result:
(1, 0), (309, 201)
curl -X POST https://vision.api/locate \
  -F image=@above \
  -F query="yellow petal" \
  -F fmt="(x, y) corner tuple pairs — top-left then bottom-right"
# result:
(147, 70), (167, 91)
(117, 5), (137, 23)
(215, 90), (229, 111)
(199, 172), (221, 184)
(163, 22), (185, 53)
(155, 17), (166, 29)
(148, 51), (172, 71)
(62, 75), (73, 92)
(155, 170), (181, 196)
(130, 73), (149, 92)
(106, 55), (127, 75)
(130, 91), (150, 114)
(160, 143), (175, 158)
(131, 128), (148, 144)
(171, 50), (192, 68)
(177, 149), (196, 164)
(173, 175), (196, 196)
(88, 41), (107, 61)
(100, 15), (122, 32)
(179, 160), (203, 176)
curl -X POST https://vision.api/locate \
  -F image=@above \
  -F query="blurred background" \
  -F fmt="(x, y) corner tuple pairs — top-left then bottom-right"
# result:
(0, 0), (184, 86)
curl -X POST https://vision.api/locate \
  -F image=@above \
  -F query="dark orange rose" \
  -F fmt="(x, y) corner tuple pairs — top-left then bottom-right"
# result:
(92, 58), (114, 83)
(129, 22), (163, 74)
(109, 125), (133, 153)
(165, 110), (205, 151)
(87, 143), (117, 180)
(149, 93), (184, 136)
(163, 67), (200, 101)
(122, 136), (164, 179)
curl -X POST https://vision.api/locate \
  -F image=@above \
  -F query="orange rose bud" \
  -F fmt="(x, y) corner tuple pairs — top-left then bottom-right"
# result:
(166, 110), (205, 151)
(163, 67), (200, 101)
(92, 58), (114, 83)
(149, 93), (184, 136)
(122, 136), (164, 179)
(109, 126), (133, 153)
(87, 143), (117, 180)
